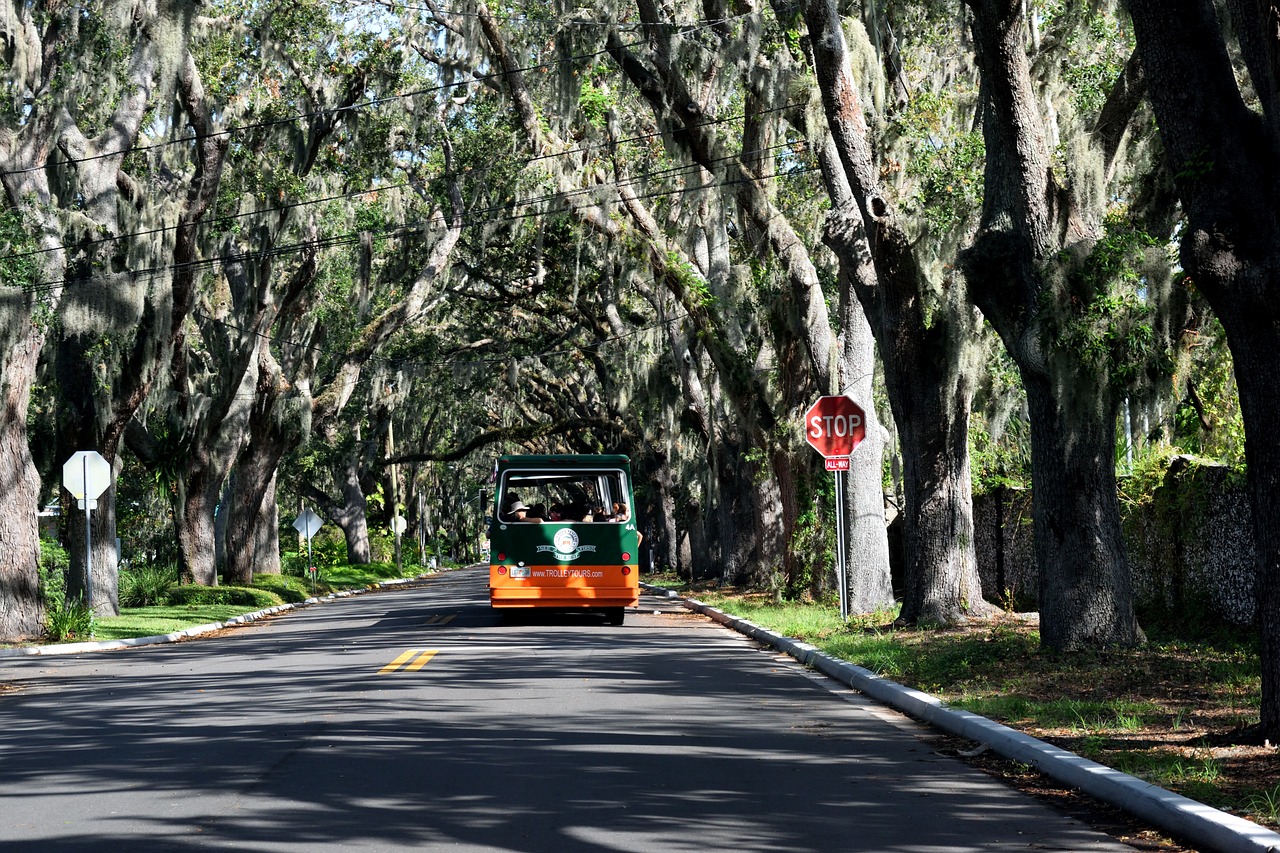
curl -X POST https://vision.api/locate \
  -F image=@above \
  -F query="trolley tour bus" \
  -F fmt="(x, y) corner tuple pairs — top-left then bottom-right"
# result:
(488, 454), (640, 624)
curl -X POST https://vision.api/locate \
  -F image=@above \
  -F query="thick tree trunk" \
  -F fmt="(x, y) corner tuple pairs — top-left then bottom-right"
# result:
(960, 0), (1140, 647)
(1025, 373), (1141, 649)
(1234, 342), (1280, 735)
(300, 453), (373, 566)
(0, 331), (44, 640)
(802, 1), (980, 622)
(874, 289), (990, 624)
(651, 453), (680, 573)
(225, 435), (289, 583)
(1125, 0), (1280, 738)
(838, 270), (895, 615)
(174, 467), (221, 587)
(254, 473), (283, 576)
(63, 482), (121, 616)
(715, 439), (756, 585)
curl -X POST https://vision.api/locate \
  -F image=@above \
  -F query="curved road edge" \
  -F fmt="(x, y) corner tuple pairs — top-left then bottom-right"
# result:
(643, 583), (1280, 853)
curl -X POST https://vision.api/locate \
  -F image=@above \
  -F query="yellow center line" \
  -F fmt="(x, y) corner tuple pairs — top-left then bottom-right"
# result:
(404, 649), (440, 671)
(378, 649), (419, 674)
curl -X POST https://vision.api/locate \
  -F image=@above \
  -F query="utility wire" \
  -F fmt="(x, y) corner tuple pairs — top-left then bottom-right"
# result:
(0, 101), (805, 266)
(8, 158), (822, 295)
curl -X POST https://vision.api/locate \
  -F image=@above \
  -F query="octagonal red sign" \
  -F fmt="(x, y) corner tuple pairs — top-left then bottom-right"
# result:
(804, 396), (866, 459)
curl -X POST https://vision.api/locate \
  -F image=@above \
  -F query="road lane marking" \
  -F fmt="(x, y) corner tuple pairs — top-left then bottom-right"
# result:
(379, 649), (440, 673)
(404, 650), (439, 671)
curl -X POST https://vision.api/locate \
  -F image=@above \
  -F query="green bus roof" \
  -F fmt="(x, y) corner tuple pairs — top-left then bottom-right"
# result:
(496, 454), (630, 468)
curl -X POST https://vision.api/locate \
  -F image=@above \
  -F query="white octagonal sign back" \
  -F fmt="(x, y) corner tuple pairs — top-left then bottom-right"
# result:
(62, 451), (112, 500)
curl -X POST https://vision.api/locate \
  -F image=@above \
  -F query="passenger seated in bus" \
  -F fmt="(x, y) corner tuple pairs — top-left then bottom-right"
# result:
(528, 502), (549, 521)
(503, 500), (540, 523)
(548, 503), (566, 522)
(563, 502), (588, 522)
(611, 501), (630, 521)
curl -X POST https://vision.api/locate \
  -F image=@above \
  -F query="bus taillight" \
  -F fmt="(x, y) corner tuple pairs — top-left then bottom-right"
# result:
(497, 553), (506, 561)
(621, 566), (631, 575)
(497, 566), (507, 575)
(621, 552), (631, 562)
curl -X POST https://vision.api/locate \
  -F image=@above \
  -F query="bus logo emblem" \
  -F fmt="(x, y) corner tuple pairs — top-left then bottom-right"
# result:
(553, 528), (579, 555)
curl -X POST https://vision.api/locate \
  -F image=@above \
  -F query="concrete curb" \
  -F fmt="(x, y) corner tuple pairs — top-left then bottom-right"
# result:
(0, 573), (436, 659)
(643, 583), (1280, 853)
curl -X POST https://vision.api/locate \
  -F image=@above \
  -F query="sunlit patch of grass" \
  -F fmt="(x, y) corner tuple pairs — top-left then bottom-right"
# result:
(93, 606), (256, 640)
(669, 588), (1273, 822)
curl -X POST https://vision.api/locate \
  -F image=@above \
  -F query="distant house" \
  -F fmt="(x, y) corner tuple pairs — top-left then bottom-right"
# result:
(37, 501), (59, 540)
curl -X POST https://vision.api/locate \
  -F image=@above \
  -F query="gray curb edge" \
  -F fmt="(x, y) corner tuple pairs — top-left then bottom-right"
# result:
(643, 583), (1280, 853)
(0, 574), (435, 659)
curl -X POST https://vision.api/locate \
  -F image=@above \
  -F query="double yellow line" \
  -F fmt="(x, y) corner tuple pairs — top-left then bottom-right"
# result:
(379, 649), (439, 674)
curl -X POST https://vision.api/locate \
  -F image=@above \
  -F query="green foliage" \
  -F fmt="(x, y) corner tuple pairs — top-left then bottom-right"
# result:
(892, 92), (985, 233)
(1050, 212), (1168, 390)
(119, 563), (180, 608)
(970, 332), (1032, 491)
(38, 539), (95, 641)
(0, 207), (41, 296)
(668, 252), (716, 308)
(164, 585), (284, 609)
(578, 80), (612, 128)
(44, 600), (95, 643)
(1171, 315), (1245, 463)
(1041, 5), (1133, 116)
(250, 574), (313, 603)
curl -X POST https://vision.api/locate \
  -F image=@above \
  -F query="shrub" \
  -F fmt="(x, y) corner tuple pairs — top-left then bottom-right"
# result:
(163, 585), (283, 609)
(250, 574), (312, 603)
(120, 563), (179, 607)
(45, 598), (94, 642)
(38, 539), (70, 606)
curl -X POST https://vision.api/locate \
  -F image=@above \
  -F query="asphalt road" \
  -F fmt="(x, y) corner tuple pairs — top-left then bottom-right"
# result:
(0, 568), (1141, 852)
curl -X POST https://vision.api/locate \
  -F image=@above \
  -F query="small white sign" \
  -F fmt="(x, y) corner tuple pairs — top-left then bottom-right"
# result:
(391, 515), (408, 535)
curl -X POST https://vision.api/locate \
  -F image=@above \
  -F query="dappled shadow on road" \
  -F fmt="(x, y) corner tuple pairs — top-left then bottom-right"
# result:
(0, 569), (1126, 852)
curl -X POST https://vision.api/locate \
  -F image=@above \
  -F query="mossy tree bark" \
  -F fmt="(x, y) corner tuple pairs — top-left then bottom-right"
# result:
(1125, 0), (1280, 735)
(801, 0), (991, 623)
(960, 0), (1143, 648)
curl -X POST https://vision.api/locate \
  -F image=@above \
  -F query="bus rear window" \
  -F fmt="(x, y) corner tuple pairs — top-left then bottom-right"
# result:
(496, 469), (630, 524)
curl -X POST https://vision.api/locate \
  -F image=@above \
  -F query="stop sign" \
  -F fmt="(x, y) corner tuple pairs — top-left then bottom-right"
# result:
(804, 396), (866, 458)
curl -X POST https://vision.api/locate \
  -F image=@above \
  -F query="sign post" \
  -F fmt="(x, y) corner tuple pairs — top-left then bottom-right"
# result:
(391, 515), (407, 576)
(61, 451), (113, 612)
(292, 508), (323, 593)
(804, 396), (867, 621)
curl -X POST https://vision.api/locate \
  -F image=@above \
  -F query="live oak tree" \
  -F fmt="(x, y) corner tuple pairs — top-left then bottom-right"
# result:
(0, 2), (214, 626)
(798, 0), (995, 624)
(1124, 0), (1280, 738)
(960, 0), (1193, 649)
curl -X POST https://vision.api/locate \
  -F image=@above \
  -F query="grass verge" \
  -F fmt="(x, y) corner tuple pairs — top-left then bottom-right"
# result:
(668, 581), (1277, 834)
(28, 563), (444, 648)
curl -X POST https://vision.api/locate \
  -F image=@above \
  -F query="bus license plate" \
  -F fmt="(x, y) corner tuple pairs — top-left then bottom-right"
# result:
(509, 566), (530, 578)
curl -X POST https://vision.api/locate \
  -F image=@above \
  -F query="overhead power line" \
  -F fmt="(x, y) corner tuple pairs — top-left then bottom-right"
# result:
(0, 102), (805, 267)
(6, 155), (822, 295)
